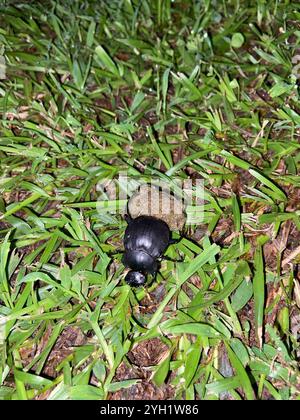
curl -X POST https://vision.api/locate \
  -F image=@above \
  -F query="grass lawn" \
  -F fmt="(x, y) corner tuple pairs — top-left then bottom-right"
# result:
(0, 0), (300, 400)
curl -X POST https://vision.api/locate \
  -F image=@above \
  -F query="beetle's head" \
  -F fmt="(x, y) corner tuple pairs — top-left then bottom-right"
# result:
(125, 270), (146, 287)
(123, 250), (157, 274)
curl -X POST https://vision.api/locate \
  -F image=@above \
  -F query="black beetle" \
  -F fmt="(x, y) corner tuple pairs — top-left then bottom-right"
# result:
(123, 215), (173, 287)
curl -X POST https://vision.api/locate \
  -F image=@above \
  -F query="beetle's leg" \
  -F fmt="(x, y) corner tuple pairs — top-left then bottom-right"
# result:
(124, 214), (132, 224)
(149, 270), (158, 284)
(162, 255), (184, 263)
(155, 270), (169, 284)
(106, 249), (124, 259)
(149, 261), (158, 276)
(169, 232), (183, 245)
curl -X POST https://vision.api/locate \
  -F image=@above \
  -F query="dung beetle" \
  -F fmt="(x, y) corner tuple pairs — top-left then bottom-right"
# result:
(123, 215), (173, 287)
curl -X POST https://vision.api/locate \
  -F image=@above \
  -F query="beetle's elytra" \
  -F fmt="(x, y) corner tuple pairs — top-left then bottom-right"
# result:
(123, 215), (172, 287)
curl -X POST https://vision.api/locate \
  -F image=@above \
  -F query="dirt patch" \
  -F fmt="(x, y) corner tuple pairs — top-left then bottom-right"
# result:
(19, 325), (87, 378)
(42, 326), (87, 378)
(109, 357), (175, 400)
(128, 338), (169, 367)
